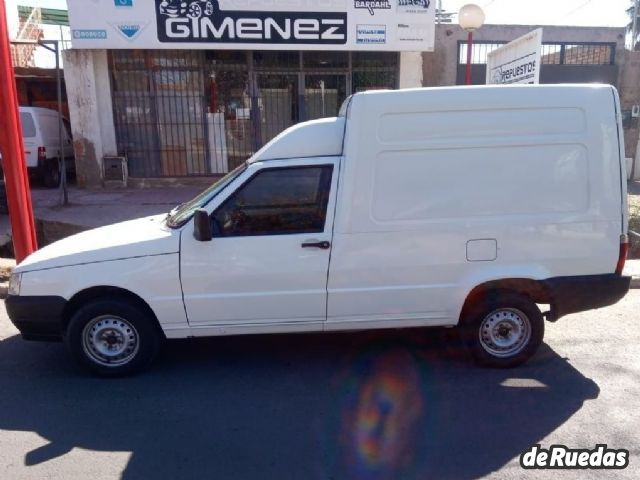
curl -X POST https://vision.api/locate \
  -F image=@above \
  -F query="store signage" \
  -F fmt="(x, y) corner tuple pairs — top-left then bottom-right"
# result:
(67, 0), (435, 51)
(72, 29), (107, 40)
(111, 21), (147, 41)
(354, 1), (391, 16)
(486, 28), (543, 85)
(356, 24), (386, 44)
(397, 0), (431, 14)
(157, 3), (348, 44)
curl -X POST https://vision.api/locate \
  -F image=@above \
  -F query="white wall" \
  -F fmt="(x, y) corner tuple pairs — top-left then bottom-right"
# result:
(399, 52), (423, 89)
(63, 49), (117, 187)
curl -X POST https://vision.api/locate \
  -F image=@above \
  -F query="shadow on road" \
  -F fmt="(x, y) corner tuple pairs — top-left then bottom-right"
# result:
(0, 328), (599, 479)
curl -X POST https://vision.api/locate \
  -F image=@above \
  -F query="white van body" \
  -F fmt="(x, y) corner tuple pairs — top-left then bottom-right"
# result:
(19, 107), (74, 186)
(7, 85), (631, 375)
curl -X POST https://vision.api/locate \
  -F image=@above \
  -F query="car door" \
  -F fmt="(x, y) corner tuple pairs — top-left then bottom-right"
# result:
(180, 157), (340, 333)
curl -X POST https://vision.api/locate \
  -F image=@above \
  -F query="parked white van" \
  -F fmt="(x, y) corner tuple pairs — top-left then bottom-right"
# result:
(7, 85), (631, 376)
(19, 107), (74, 187)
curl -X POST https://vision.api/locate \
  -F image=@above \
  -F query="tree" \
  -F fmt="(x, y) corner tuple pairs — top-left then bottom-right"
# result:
(627, 0), (640, 50)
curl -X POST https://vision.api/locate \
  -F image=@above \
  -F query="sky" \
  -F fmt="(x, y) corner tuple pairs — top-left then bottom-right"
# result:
(442, 0), (631, 27)
(13, 0), (634, 28)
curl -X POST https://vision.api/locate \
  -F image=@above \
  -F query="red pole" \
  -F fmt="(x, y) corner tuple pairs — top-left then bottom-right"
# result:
(0, 0), (38, 262)
(465, 31), (473, 85)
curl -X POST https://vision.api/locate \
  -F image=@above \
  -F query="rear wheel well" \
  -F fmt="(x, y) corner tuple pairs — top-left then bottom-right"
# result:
(460, 279), (552, 324)
(63, 286), (166, 339)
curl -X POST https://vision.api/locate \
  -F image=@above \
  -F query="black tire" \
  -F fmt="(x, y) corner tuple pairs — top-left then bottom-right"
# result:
(41, 158), (61, 188)
(460, 291), (544, 368)
(65, 298), (162, 377)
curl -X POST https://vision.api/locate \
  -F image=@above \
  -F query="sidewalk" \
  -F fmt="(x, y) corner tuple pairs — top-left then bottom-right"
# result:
(31, 185), (205, 229)
(625, 259), (640, 288)
(0, 185), (208, 247)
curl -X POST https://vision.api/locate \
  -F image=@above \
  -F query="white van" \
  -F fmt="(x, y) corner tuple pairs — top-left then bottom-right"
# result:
(7, 85), (631, 376)
(19, 107), (74, 187)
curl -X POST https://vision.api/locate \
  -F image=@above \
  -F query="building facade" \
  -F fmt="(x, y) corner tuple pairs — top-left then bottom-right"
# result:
(63, 19), (640, 187)
(63, 0), (432, 187)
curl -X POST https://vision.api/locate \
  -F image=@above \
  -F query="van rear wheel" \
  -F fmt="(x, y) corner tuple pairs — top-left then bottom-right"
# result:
(461, 292), (544, 368)
(41, 158), (60, 188)
(65, 298), (162, 377)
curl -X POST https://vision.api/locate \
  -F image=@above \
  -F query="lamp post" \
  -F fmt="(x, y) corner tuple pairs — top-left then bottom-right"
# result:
(459, 4), (485, 85)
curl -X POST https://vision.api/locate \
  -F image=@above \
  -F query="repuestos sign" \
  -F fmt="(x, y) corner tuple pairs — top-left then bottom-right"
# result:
(67, 0), (436, 51)
(486, 28), (543, 85)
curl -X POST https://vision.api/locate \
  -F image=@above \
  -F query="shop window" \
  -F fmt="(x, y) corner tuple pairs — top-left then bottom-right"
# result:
(352, 71), (398, 93)
(254, 51), (299, 70)
(352, 52), (398, 69)
(303, 51), (348, 69)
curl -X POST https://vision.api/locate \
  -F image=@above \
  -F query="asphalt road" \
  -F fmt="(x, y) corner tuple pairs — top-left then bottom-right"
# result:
(0, 293), (638, 480)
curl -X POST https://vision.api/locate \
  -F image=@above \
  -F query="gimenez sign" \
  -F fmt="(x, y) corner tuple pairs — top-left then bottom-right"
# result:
(157, 1), (347, 44)
(487, 28), (543, 85)
(66, 0), (435, 51)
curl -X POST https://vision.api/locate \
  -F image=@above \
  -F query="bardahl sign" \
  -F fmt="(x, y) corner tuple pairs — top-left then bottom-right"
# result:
(67, 0), (435, 51)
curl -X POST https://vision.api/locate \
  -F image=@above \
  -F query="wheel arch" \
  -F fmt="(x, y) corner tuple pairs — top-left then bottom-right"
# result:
(459, 278), (552, 325)
(62, 286), (166, 339)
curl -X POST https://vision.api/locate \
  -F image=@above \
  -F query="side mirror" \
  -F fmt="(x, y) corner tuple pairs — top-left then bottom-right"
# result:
(193, 208), (213, 242)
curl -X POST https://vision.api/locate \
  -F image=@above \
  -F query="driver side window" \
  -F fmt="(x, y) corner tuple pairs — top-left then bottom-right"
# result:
(212, 165), (333, 237)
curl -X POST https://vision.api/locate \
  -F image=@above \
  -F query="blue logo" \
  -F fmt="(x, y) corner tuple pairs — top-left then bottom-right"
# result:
(111, 21), (147, 40)
(72, 29), (107, 40)
(356, 24), (386, 44)
(114, 0), (133, 6)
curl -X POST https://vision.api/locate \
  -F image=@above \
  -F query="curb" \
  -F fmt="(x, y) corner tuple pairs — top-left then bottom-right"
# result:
(631, 277), (640, 289)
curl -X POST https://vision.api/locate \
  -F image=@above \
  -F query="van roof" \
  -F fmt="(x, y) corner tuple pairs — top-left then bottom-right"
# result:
(249, 84), (616, 163)
(19, 106), (63, 115)
(249, 117), (346, 163)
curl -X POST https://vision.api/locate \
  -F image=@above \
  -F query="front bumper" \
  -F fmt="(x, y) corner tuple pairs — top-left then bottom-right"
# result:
(6, 295), (67, 341)
(544, 274), (631, 321)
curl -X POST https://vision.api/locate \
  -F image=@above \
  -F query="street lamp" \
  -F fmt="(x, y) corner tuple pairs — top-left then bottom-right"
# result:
(459, 4), (485, 85)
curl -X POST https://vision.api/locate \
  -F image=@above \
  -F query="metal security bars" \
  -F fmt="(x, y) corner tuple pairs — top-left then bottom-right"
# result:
(458, 41), (616, 66)
(109, 50), (399, 178)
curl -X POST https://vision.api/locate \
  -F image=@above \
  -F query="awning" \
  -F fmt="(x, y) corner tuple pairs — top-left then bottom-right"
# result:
(18, 6), (69, 27)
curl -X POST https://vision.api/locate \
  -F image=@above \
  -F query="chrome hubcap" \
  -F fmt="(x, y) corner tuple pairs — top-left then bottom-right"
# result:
(479, 308), (531, 358)
(82, 316), (139, 367)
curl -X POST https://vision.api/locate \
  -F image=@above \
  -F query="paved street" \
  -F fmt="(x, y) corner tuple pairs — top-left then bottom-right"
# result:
(0, 293), (638, 480)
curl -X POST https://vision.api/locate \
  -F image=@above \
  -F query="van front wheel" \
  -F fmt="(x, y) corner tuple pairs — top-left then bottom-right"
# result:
(461, 292), (544, 368)
(65, 299), (162, 376)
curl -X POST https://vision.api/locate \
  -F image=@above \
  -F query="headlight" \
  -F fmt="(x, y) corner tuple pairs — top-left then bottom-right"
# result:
(8, 272), (21, 296)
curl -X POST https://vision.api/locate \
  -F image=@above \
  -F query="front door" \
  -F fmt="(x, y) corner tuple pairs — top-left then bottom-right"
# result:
(180, 157), (339, 333)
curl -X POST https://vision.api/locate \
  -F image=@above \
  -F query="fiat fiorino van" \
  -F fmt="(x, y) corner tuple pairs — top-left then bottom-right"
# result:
(7, 85), (631, 375)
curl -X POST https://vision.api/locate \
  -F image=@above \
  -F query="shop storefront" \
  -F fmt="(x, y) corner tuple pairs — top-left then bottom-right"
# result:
(65, 1), (435, 184)
(109, 49), (398, 177)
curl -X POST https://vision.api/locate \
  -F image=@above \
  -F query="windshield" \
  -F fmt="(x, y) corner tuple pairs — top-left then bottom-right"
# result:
(166, 163), (247, 228)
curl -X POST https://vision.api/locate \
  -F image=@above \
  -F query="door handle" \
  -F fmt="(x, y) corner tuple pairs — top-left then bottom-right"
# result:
(301, 241), (331, 250)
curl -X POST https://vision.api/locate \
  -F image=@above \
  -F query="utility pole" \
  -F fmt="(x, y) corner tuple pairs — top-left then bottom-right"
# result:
(0, 0), (38, 262)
